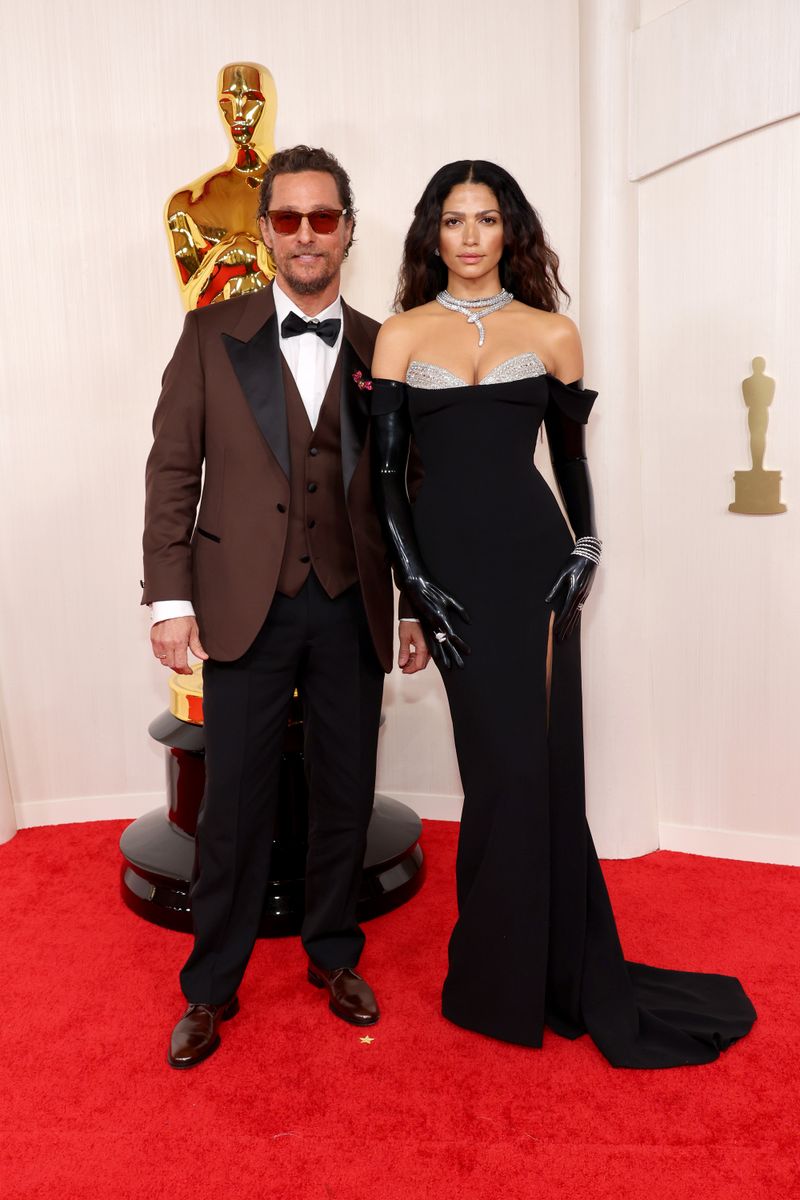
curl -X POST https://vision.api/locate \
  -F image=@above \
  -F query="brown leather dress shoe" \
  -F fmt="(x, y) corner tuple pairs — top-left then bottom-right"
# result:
(307, 965), (380, 1026)
(167, 995), (239, 1070)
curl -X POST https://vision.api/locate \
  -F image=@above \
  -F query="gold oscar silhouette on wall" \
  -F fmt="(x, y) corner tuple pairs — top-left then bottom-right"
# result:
(729, 357), (787, 515)
(165, 63), (277, 310)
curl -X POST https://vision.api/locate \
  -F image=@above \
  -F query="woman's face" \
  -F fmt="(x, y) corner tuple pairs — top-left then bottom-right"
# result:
(438, 182), (505, 284)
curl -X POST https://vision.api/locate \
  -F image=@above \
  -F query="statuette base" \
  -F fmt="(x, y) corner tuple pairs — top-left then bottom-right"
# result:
(729, 469), (786, 515)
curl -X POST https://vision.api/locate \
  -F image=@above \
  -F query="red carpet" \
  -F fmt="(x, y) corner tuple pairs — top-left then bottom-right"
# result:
(1, 819), (798, 1199)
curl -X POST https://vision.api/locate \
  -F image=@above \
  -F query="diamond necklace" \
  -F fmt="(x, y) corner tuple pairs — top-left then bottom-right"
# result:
(435, 288), (513, 347)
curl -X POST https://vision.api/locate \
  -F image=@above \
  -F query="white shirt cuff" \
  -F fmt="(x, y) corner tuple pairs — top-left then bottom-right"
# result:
(399, 617), (419, 622)
(151, 600), (196, 624)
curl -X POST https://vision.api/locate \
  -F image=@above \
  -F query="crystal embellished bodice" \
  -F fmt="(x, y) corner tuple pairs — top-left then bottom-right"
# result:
(406, 352), (546, 389)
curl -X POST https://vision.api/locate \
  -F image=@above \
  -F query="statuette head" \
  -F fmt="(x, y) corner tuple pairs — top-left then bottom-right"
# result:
(217, 63), (276, 147)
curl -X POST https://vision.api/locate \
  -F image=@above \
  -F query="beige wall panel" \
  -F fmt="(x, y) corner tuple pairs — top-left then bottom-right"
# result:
(631, 0), (800, 179)
(0, 713), (15, 844)
(0, 0), (581, 826)
(639, 0), (688, 23)
(577, 0), (659, 857)
(639, 116), (800, 852)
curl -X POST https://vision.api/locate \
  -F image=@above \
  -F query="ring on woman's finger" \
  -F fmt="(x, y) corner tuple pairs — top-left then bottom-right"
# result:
(158, 653), (168, 659)
(434, 631), (447, 643)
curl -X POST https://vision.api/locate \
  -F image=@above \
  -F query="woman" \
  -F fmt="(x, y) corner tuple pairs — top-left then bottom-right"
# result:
(370, 160), (756, 1068)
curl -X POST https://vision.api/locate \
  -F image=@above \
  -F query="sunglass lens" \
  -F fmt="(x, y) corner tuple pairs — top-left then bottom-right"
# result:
(307, 210), (340, 234)
(269, 211), (302, 234)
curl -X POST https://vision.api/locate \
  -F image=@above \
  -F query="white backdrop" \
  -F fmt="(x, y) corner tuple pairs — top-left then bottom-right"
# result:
(632, 0), (800, 862)
(1, 0), (797, 866)
(0, 0), (581, 827)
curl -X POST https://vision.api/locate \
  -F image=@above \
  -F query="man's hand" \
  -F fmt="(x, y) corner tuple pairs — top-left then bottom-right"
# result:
(151, 617), (208, 675)
(398, 621), (431, 674)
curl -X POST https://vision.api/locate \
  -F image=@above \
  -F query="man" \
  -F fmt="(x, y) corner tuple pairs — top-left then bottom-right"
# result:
(143, 145), (428, 1069)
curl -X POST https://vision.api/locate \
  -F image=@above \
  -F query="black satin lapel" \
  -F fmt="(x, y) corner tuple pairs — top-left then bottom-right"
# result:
(222, 315), (289, 480)
(340, 340), (370, 496)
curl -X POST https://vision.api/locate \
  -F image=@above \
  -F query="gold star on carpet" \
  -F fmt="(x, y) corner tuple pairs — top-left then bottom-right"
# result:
(359, 1034), (375, 1044)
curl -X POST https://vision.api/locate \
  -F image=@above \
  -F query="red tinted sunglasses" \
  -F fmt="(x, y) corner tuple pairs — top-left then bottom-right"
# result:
(267, 208), (348, 235)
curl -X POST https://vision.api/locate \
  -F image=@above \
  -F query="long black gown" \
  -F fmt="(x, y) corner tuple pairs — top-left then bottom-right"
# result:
(398, 352), (756, 1069)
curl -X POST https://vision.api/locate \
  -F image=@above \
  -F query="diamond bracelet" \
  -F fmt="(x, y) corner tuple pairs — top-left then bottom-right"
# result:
(573, 536), (602, 565)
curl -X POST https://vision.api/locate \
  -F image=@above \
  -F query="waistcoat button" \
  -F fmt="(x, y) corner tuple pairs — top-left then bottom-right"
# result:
(307, 482), (317, 493)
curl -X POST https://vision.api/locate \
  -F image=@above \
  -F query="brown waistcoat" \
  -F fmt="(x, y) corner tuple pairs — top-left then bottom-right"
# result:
(276, 355), (359, 599)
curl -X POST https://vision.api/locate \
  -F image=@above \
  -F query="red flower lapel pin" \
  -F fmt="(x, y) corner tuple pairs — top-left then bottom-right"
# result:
(352, 370), (373, 392)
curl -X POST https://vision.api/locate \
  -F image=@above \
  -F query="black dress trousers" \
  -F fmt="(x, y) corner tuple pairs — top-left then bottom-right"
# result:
(180, 572), (385, 1005)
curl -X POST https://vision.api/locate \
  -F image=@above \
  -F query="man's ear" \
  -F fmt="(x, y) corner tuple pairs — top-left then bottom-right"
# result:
(258, 215), (272, 252)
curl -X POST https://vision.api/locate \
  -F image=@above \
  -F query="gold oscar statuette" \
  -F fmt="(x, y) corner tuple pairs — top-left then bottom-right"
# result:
(165, 62), (277, 310)
(163, 63), (278, 720)
(729, 357), (787, 515)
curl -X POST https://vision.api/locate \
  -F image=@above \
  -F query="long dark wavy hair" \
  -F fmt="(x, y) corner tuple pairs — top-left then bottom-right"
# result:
(395, 160), (569, 313)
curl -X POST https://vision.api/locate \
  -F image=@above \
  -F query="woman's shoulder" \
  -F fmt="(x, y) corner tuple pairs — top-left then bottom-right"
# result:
(377, 303), (441, 343)
(509, 305), (583, 378)
(383, 301), (441, 325)
(515, 306), (580, 350)
(374, 306), (437, 378)
(511, 303), (578, 336)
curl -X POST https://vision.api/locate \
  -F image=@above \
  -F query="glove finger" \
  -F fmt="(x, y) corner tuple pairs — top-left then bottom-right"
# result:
(545, 573), (566, 606)
(439, 643), (455, 670)
(427, 586), (470, 626)
(561, 607), (580, 641)
(435, 613), (458, 641)
(448, 597), (471, 623)
(448, 633), (471, 656)
(553, 608), (569, 642)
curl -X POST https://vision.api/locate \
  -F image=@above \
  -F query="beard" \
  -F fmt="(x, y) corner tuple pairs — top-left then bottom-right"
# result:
(280, 252), (339, 296)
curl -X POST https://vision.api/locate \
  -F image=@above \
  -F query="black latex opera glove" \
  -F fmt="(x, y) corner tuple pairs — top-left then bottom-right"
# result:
(371, 379), (471, 669)
(543, 379), (600, 642)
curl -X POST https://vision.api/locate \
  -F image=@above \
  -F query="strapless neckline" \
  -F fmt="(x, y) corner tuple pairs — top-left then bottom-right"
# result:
(406, 351), (547, 390)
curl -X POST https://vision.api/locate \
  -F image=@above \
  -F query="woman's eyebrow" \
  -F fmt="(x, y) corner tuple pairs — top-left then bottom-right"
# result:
(441, 208), (501, 217)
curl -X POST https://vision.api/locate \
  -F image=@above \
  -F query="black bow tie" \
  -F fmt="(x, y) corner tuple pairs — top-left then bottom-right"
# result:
(280, 310), (341, 348)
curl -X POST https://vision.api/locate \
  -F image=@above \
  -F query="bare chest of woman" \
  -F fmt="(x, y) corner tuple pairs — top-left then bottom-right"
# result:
(406, 310), (553, 388)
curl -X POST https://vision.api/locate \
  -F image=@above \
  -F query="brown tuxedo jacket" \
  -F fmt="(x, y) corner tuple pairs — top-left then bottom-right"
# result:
(142, 285), (397, 671)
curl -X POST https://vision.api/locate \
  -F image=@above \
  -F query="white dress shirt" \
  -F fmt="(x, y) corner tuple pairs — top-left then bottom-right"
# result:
(272, 277), (344, 426)
(151, 280), (343, 625)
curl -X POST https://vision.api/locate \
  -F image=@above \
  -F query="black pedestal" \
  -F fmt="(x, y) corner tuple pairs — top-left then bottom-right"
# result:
(120, 703), (425, 934)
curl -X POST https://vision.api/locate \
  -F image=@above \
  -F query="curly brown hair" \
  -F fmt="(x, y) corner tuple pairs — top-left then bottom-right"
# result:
(395, 160), (569, 313)
(257, 145), (356, 255)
